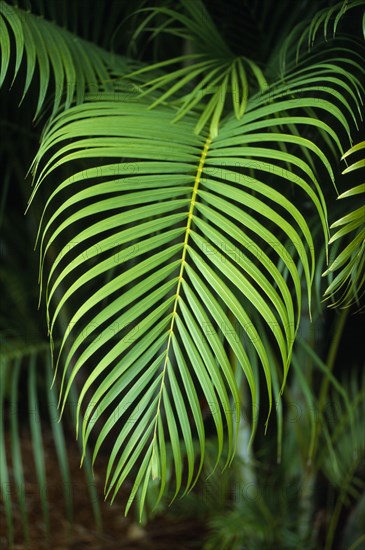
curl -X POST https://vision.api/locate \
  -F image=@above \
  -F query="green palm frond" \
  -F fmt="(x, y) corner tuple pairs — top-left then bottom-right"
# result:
(278, 0), (365, 70)
(125, 0), (365, 139)
(324, 142), (365, 309)
(0, 1), (131, 118)
(29, 40), (364, 511)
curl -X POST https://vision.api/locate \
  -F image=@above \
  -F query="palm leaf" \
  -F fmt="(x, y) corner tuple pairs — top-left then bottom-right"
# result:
(29, 63), (362, 513)
(2, 0), (364, 523)
(277, 0), (365, 70)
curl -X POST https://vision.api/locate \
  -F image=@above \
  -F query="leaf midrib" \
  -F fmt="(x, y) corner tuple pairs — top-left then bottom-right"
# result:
(149, 135), (212, 464)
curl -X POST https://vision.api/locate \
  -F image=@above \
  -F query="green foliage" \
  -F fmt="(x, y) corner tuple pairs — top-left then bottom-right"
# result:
(324, 142), (365, 309)
(0, 0), (364, 546)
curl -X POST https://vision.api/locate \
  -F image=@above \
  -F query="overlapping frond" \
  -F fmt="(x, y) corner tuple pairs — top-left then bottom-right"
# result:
(0, 45), (104, 539)
(324, 142), (365, 309)
(277, 0), (365, 70)
(6, 0), (143, 52)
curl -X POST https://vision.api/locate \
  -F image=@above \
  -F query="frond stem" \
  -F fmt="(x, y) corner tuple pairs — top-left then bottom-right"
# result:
(149, 134), (212, 467)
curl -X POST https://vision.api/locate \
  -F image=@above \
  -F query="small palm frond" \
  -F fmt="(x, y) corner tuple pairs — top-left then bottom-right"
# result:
(323, 142), (365, 309)
(124, 0), (268, 137)
(320, 371), (365, 549)
(126, 0), (365, 139)
(0, 1), (130, 118)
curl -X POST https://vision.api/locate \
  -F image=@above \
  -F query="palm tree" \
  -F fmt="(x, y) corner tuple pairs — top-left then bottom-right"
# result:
(0, 0), (364, 548)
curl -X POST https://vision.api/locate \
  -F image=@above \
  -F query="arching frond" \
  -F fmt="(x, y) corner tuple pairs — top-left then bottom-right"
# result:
(297, 0), (365, 50)
(125, 0), (365, 140)
(29, 55), (363, 512)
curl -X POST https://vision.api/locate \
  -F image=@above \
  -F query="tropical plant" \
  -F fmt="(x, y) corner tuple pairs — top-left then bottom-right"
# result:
(0, 0), (364, 547)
